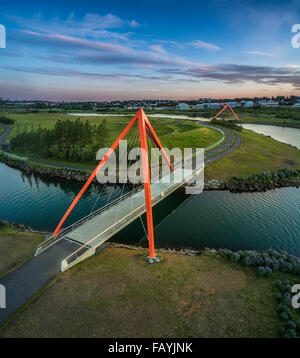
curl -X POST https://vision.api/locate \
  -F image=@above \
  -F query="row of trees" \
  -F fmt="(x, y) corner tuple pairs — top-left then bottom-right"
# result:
(10, 118), (108, 162)
(0, 115), (15, 124)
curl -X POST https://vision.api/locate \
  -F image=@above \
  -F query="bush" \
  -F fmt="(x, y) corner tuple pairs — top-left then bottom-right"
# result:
(265, 266), (272, 276)
(230, 253), (240, 262)
(282, 293), (292, 305)
(283, 329), (297, 338)
(280, 312), (289, 321)
(284, 284), (292, 293)
(0, 115), (14, 124)
(242, 256), (253, 266)
(287, 320), (296, 329)
(258, 266), (266, 276)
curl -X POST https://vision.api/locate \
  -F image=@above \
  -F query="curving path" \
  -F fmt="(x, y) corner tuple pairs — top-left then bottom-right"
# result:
(0, 122), (241, 172)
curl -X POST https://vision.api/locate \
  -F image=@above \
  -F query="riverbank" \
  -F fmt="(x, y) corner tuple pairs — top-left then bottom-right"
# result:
(1, 236), (299, 338)
(205, 128), (300, 181)
(239, 121), (300, 129)
(1, 154), (299, 193)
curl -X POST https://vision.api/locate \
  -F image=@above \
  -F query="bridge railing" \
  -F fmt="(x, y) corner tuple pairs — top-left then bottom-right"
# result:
(35, 185), (144, 256)
(36, 159), (203, 257)
(61, 165), (203, 269)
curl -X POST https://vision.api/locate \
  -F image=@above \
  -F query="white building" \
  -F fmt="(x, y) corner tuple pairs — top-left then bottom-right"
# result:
(176, 103), (190, 110)
(292, 100), (300, 108)
(226, 101), (239, 108)
(208, 103), (221, 109)
(259, 100), (279, 107)
(194, 103), (205, 109)
(241, 100), (254, 107)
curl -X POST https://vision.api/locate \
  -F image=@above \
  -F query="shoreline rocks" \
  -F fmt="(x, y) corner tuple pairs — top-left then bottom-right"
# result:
(1, 156), (299, 193)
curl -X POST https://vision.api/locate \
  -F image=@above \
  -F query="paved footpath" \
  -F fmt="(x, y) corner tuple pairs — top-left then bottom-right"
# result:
(0, 239), (79, 325)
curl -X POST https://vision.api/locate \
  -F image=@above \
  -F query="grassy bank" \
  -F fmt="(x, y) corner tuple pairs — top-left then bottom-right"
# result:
(0, 246), (299, 338)
(0, 111), (222, 168)
(0, 223), (43, 278)
(205, 129), (300, 181)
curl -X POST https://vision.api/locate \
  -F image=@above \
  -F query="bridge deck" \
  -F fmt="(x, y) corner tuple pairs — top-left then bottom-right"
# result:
(64, 167), (193, 249)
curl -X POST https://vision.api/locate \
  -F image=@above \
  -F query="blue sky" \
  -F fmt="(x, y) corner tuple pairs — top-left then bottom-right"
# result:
(0, 0), (300, 100)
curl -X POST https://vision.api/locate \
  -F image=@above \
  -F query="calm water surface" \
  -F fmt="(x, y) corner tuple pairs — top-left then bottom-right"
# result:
(0, 162), (299, 256)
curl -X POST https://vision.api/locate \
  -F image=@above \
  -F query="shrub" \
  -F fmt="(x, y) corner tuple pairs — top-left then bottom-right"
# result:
(258, 266), (266, 276)
(219, 248), (233, 257)
(242, 256), (253, 266)
(230, 253), (241, 262)
(283, 329), (297, 338)
(281, 305), (291, 316)
(282, 293), (292, 305)
(265, 266), (272, 276)
(287, 320), (296, 329)
(278, 304), (286, 313)
(284, 284), (292, 293)
(280, 312), (289, 321)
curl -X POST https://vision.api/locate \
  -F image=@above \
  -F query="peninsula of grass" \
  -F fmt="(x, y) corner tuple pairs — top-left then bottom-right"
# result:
(0, 223), (44, 278)
(1, 246), (299, 338)
(205, 128), (300, 181)
(0, 111), (223, 169)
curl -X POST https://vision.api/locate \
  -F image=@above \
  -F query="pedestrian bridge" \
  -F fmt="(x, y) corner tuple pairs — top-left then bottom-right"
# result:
(35, 163), (203, 271)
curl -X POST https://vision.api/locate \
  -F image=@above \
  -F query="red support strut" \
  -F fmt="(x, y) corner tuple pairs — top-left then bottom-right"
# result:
(52, 108), (172, 261)
(213, 103), (240, 121)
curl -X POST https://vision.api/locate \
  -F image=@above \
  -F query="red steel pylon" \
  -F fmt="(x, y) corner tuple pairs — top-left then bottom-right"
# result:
(213, 103), (240, 121)
(52, 108), (173, 260)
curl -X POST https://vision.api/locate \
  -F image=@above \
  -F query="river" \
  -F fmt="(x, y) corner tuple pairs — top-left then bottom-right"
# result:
(240, 123), (300, 149)
(0, 123), (299, 256)
(0, 161), (299, 256)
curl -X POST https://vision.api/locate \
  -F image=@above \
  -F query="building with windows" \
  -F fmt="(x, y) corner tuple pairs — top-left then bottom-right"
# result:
(241, 100), (254, 107)
(176, 103), (190, 110)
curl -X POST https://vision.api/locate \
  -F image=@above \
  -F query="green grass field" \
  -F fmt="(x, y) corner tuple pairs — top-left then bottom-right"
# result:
(0, 111), (223, 167)
(1, 246), (299, 338)
(205, 129), (300, 180)
(0, 223), (43, 278)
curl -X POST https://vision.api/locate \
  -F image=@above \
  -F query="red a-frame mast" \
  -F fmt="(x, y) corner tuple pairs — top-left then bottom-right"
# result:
(213, 103), (240, 121)
(52, 108), (173, 260)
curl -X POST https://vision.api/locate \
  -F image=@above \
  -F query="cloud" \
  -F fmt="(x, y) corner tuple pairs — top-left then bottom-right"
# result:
(19, 30), (133, 55)
(157, 39), (221, 51)
(160, 64), (300, 89)
(0, 65), (190, 83)
(188, 40), (221, 51)
(15, 30), (200, 68)
(8, 12), (139, 40)
(156, 40), (185, 50)
(246, 51), (277, 58)
(149, 44), (167, 54)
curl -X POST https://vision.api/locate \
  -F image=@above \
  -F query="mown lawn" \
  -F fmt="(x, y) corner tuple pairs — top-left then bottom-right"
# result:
(0, 246), (297, 338)
(205, 129), (300, 180)
(0, 112), (222, 167)
(0, 223), (44, 278)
